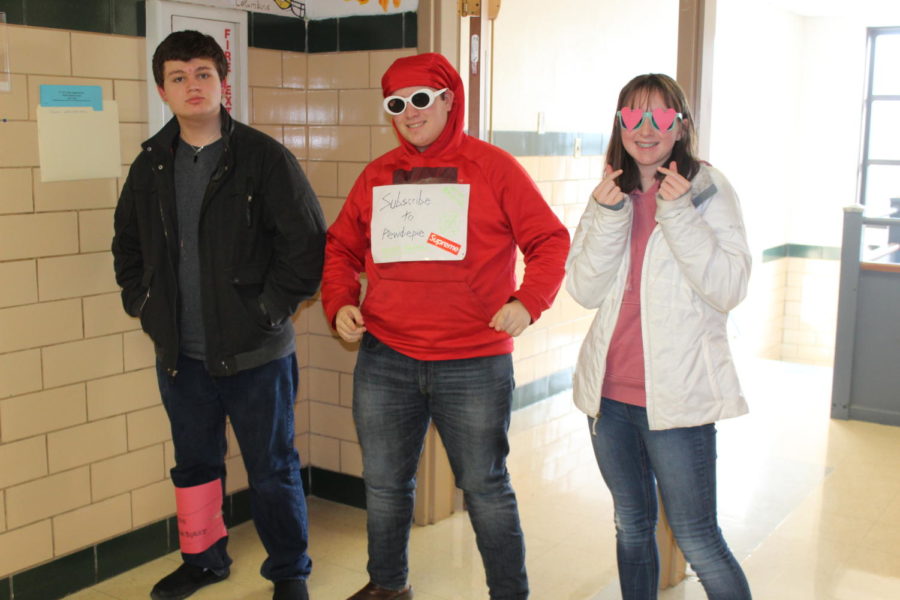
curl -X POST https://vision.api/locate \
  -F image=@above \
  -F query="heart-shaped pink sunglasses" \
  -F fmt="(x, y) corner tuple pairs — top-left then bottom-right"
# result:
(617, 107), (683, 132)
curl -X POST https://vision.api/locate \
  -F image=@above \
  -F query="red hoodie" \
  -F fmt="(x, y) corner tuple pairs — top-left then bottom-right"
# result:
(321, 53), (570, 360)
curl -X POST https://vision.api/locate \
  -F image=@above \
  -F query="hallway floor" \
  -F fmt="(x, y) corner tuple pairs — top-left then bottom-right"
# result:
(67, 359), (900, 599)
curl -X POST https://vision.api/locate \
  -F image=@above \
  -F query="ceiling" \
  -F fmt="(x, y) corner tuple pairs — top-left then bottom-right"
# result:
(761, 0), (900, 21)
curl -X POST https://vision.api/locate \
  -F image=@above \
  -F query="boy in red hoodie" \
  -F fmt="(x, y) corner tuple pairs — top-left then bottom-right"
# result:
(322, 53), (569, 600)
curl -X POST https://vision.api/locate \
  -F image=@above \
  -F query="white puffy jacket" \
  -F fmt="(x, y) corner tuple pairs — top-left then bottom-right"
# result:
(566, 164), (750, 430)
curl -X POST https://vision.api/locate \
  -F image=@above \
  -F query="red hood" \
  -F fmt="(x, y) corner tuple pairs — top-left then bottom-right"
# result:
(381, 52), (466, 158)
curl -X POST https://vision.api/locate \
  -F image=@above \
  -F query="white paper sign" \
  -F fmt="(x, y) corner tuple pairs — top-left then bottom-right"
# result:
(37, 101), (122, 182)
(371, 184), (470, 263)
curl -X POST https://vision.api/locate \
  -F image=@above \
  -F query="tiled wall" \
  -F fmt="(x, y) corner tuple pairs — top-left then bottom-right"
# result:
(738, 249), (839, 367)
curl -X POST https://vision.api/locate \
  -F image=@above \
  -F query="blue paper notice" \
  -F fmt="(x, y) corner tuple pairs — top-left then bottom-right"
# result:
(39, 85), (103, 111)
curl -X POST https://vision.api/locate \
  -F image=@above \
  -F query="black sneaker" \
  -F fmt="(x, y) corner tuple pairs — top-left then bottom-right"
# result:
(150, 563), (229, 600)
(274, 579), (309, 600)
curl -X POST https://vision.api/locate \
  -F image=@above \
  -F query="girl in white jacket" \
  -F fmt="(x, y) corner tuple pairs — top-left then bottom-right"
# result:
(566, 74), (752, 599)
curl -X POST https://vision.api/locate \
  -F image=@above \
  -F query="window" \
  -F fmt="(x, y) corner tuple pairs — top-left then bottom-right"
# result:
(860, 28), (900, 215)
(859, 27), (900, 255)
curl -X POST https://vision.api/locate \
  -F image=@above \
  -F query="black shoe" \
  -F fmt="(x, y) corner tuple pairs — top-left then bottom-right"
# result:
(274, 579), (310, 600)
(150, 563), (229, 600)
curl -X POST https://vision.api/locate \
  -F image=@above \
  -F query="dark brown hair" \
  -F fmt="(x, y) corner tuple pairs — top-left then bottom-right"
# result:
(151, 30), (228, 87)
(605, 73), (700, 194)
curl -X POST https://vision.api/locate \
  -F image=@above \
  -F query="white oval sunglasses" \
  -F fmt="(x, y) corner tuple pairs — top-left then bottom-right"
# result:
(383, 88), (449, 115)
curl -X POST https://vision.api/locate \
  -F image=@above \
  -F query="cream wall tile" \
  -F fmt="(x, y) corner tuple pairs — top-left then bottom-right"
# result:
(340, 89), (386, 126)
(552, 180), (582, 206)
(310, 434), (341, 472)
(79, 208), (115, 253)
(7, 25), (70, 76)
(307, 299), (335, 336)
(337, 162), (367, 199)
(0, 298), (82, 354)
(306, 161), (337, 196)
(225, 455), (249, 493)
(0, 349), (42, 399)
(47, 416), (127, 472)
(293, 300), (313, 335)
(0, 121), (39, 167)
(310, 196), (339, 228)
(124, 330), (156, 370)
(26, 76), (113, 121)
(1, 384), (86, 442)
(295, 432), (310, 466)
(308, 126), (370, 162)
(295, 399), (310, 434)
(0, 212), (78, 260)
(0, 74), (28, 119)
(114, 79), (148, 123)
(132, 479), (176, 527)
(71, 32), (145, 80)
(340, 440), (363, 477)
(33, 174), (117, 211)
(0, 259), (37, 308)
(282, 52), (307, 89)
(92, 446), (165, 501)
(308, 368), (340, 405)
(371, 125), (399, 159)
(252, 124), (283, 144)
(42, 335), (123, 388)
(307, 334), (359, 372)
(38, 252), (117, 301)
(0, 168), (33, 214)
(87, 368), (159, 420)
(120, 123), (148, 165)
(126, 405), (171, 450)
(6, 466), (90, 529)
(252, 88), (306, 124)
(0, 521), (53, 579)
(284, 125), (307, 160)
(340, 373), (353, 407)
(164, 440), (175, 476)
(248, 48), (283, 87)
(369, 49), (416, 87)
(538, 156), (567, 182)
(309, 401), (356, 442)
(53, 493), (131, 556)
(308, 52), (369, 89)
(84, 291), (140, 337)
(516, 156), (541, 182)
(307, 90), (338, 124)
(0, 494), (4, 532)
(0, 436), (47, 488)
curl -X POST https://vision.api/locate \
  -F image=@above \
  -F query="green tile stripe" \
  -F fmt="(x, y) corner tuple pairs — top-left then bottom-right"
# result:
(493, 130), (607, 157)
(0, 1), (415, 52)
(762, 243), (841, 263)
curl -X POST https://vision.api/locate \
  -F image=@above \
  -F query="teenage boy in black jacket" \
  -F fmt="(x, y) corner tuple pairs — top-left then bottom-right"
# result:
(112, 30), (324, 600)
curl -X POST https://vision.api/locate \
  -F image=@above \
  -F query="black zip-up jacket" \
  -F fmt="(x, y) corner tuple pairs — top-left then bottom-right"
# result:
(112, 108), (326, 376)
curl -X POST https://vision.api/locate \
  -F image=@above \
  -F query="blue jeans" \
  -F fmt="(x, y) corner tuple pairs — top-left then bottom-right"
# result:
(156, 353), (311, 582)
(353, 334), (528, 599)
(589, 398), (751, 600)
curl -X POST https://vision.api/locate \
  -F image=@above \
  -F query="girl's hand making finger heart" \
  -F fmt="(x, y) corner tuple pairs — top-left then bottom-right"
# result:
(657, 161), (691, 201)
(592, 164), (626, 207)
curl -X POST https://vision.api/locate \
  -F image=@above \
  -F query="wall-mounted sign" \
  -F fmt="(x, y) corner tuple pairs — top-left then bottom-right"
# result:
(146, 0), (249, 135)
(173, 0), (417, 19)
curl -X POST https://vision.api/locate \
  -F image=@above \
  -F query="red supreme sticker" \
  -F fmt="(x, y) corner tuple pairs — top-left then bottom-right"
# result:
(427, 232), (461, 255)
